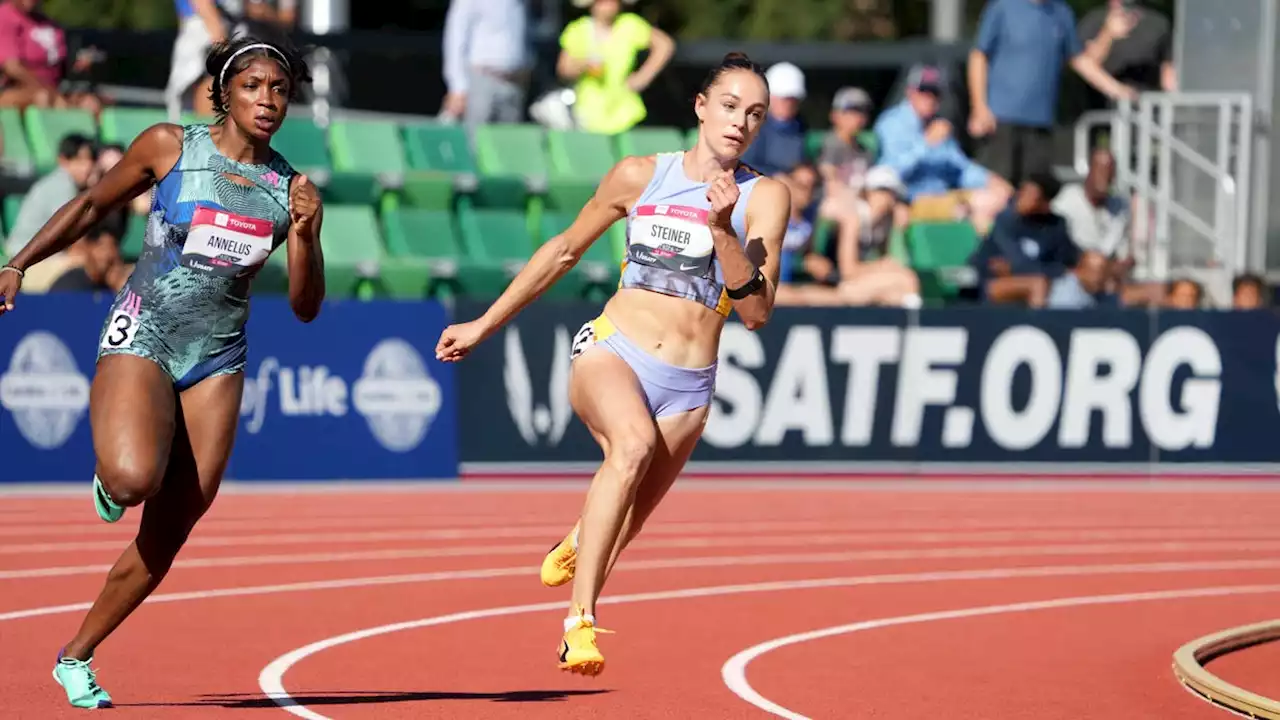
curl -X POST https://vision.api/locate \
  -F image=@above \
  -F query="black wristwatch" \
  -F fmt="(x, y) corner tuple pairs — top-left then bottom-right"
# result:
(726, 266), (766, 299)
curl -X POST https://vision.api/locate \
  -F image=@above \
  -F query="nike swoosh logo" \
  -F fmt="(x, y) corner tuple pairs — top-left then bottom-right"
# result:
(679, 263), (699, 271)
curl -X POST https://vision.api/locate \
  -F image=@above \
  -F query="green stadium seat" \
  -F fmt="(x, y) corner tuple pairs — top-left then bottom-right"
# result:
(685, 127), (698, 150)
(381, 205), (490, 298)
(547, 130), (615, 179)
(455, 200), (538, 296)
(4, 193), (22, 235)
(473, 123), (549, 181)
(270, 119), (331, 176)
(906, 221), (981, 301)
(543, 177), (597, 213)
(403, 123), (476, 175)
(100, 107), (166, 147)
(805, 129), (825, 161)
(25, 108), (97, 172)
(0, 108), (34, 176)
(311, 204), (387, 297)
(857, 130), (879, 160)
(326, 120), (406, 205)
(618, 126), (684, 157)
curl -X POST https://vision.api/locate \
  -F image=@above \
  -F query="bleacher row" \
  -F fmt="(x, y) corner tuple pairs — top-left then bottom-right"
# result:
(0, 106), (982, 302)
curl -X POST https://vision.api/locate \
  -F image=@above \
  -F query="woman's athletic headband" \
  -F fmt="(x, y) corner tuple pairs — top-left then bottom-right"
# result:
(219, 43), (291, 88)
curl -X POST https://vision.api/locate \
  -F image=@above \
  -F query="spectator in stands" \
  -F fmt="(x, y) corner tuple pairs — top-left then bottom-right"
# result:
(1078, 0), (1176, 110)
(441, 0), (531, 130)
(1164, 277), (1203, 310)
(1046, 249), (1109, 309)
(93, 143), (148, 218)
(242, 0), (297, 34)
(4, 132), (95, 258)
(166, 1), (227, 120)
(774, 162), (921, 308)
(874, 64), (1011, 235)
(817, 87), (898, 272)
(1231, 274), (1269, 310)
(0, 0), (103, 113)
(557, 0), (675, 136)
(740, 62), (808, 176)
(34, 227), (128, 294)
(967, 0), (1135, 187)
(1051, 147), (1133, 285)
(970, 172), (1080, 308)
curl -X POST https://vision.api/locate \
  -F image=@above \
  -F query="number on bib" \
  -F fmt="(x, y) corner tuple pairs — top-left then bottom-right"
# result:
(101, 311), (138, 350)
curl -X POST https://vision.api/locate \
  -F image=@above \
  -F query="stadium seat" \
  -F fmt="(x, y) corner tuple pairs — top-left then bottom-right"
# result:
(685, 127), (698, 149)
(544, 131), (613, 213)
(456, 200), (536, 296)
(473, 123), (550, 181)
(306, 204), (388, 297)
(4, 193), (22, 235)
(0, 109), (34, 176)
(905, 221), (981, 301)
(326, 119), (406, 204)
(547, 130), (616, 179)
(380, 205), (476, 298)
(100, 107), (166, 147)
(403, 123), (476, 175)
(617, 126), (684, 157)
(25, 108), (96, 172)
(269, 119), (332, 177)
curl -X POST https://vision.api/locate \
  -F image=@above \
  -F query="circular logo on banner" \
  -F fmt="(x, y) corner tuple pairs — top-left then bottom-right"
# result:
(0, 331), (91, 449)
(352, 338), (442, 452)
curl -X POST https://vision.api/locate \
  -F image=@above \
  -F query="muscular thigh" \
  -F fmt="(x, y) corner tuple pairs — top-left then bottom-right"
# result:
(91, 354), (178, 486)
(569, 348), (655, 448)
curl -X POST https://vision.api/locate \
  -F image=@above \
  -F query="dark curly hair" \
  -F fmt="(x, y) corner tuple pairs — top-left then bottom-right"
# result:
(205, 34), (312, 121)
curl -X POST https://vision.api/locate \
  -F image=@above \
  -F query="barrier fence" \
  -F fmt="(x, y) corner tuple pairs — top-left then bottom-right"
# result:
(4, 295), (1280, 483)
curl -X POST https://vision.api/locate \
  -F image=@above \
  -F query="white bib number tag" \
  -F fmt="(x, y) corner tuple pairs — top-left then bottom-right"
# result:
(181, 205), (275, 276)
(627, 204), (715, 277)
(101, 311), (138, 350)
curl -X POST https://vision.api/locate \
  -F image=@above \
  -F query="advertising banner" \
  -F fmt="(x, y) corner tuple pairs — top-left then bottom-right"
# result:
(455, 300), (1280, 474)
(1, 295), (457, 482)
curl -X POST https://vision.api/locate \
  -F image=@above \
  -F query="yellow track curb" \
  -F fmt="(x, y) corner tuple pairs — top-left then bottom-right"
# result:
(1173, 619), (1280, 719)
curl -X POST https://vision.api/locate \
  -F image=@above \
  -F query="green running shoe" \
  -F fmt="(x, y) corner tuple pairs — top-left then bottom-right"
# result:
(92, 474), (124, 524)
(53, 651), (113, 709)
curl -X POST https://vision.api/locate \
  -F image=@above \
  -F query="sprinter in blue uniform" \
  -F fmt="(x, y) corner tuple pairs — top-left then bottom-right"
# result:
(0, 35), (323, 709)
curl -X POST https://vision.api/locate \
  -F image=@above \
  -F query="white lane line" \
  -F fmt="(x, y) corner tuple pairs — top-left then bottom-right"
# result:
(256, 563), (1280, 720)
(8, 522), (1280, 556)
(6, 536), (1280, 582)
(720, 584), (1280, 719)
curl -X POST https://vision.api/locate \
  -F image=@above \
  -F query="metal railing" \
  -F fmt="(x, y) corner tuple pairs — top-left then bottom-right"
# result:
(1073, 92), (1254, 283)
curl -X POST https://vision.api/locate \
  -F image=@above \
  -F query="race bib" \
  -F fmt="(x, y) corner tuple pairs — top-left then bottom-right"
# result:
(627, 204), (715, 277)
(181, 205), (275, 276)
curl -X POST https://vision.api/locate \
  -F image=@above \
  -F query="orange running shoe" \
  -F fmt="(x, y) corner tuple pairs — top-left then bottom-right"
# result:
(540, 525), (578, 587)
(557, 606), (612, 676)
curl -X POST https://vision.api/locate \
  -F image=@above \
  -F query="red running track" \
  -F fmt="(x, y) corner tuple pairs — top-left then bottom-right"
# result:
(1, 481), (1278, 718)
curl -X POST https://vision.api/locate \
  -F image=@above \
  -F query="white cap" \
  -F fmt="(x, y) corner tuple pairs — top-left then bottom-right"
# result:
(765, 62), (806, 100)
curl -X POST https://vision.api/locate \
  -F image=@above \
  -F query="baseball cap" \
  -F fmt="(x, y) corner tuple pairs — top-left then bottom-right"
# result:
(906, 64), (944, 94)
(765, 62), (806, 100)
(832, 87), (872, 113)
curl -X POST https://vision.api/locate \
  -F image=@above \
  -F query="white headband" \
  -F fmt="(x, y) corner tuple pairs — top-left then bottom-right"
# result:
(219, 43), (291, 88)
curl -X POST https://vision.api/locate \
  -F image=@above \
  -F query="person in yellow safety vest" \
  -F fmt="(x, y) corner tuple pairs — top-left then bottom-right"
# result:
(557, 0), (675, 136)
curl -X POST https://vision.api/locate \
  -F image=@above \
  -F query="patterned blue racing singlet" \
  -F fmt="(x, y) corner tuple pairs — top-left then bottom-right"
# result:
(619, 151), (763, 316)
(96, 124), (296, 389)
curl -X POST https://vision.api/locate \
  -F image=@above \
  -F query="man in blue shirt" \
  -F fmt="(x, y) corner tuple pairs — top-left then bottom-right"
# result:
(968, 0), (1134, 186)
(873, 64), (1011, 235)
(971, 172), (1082, 307)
